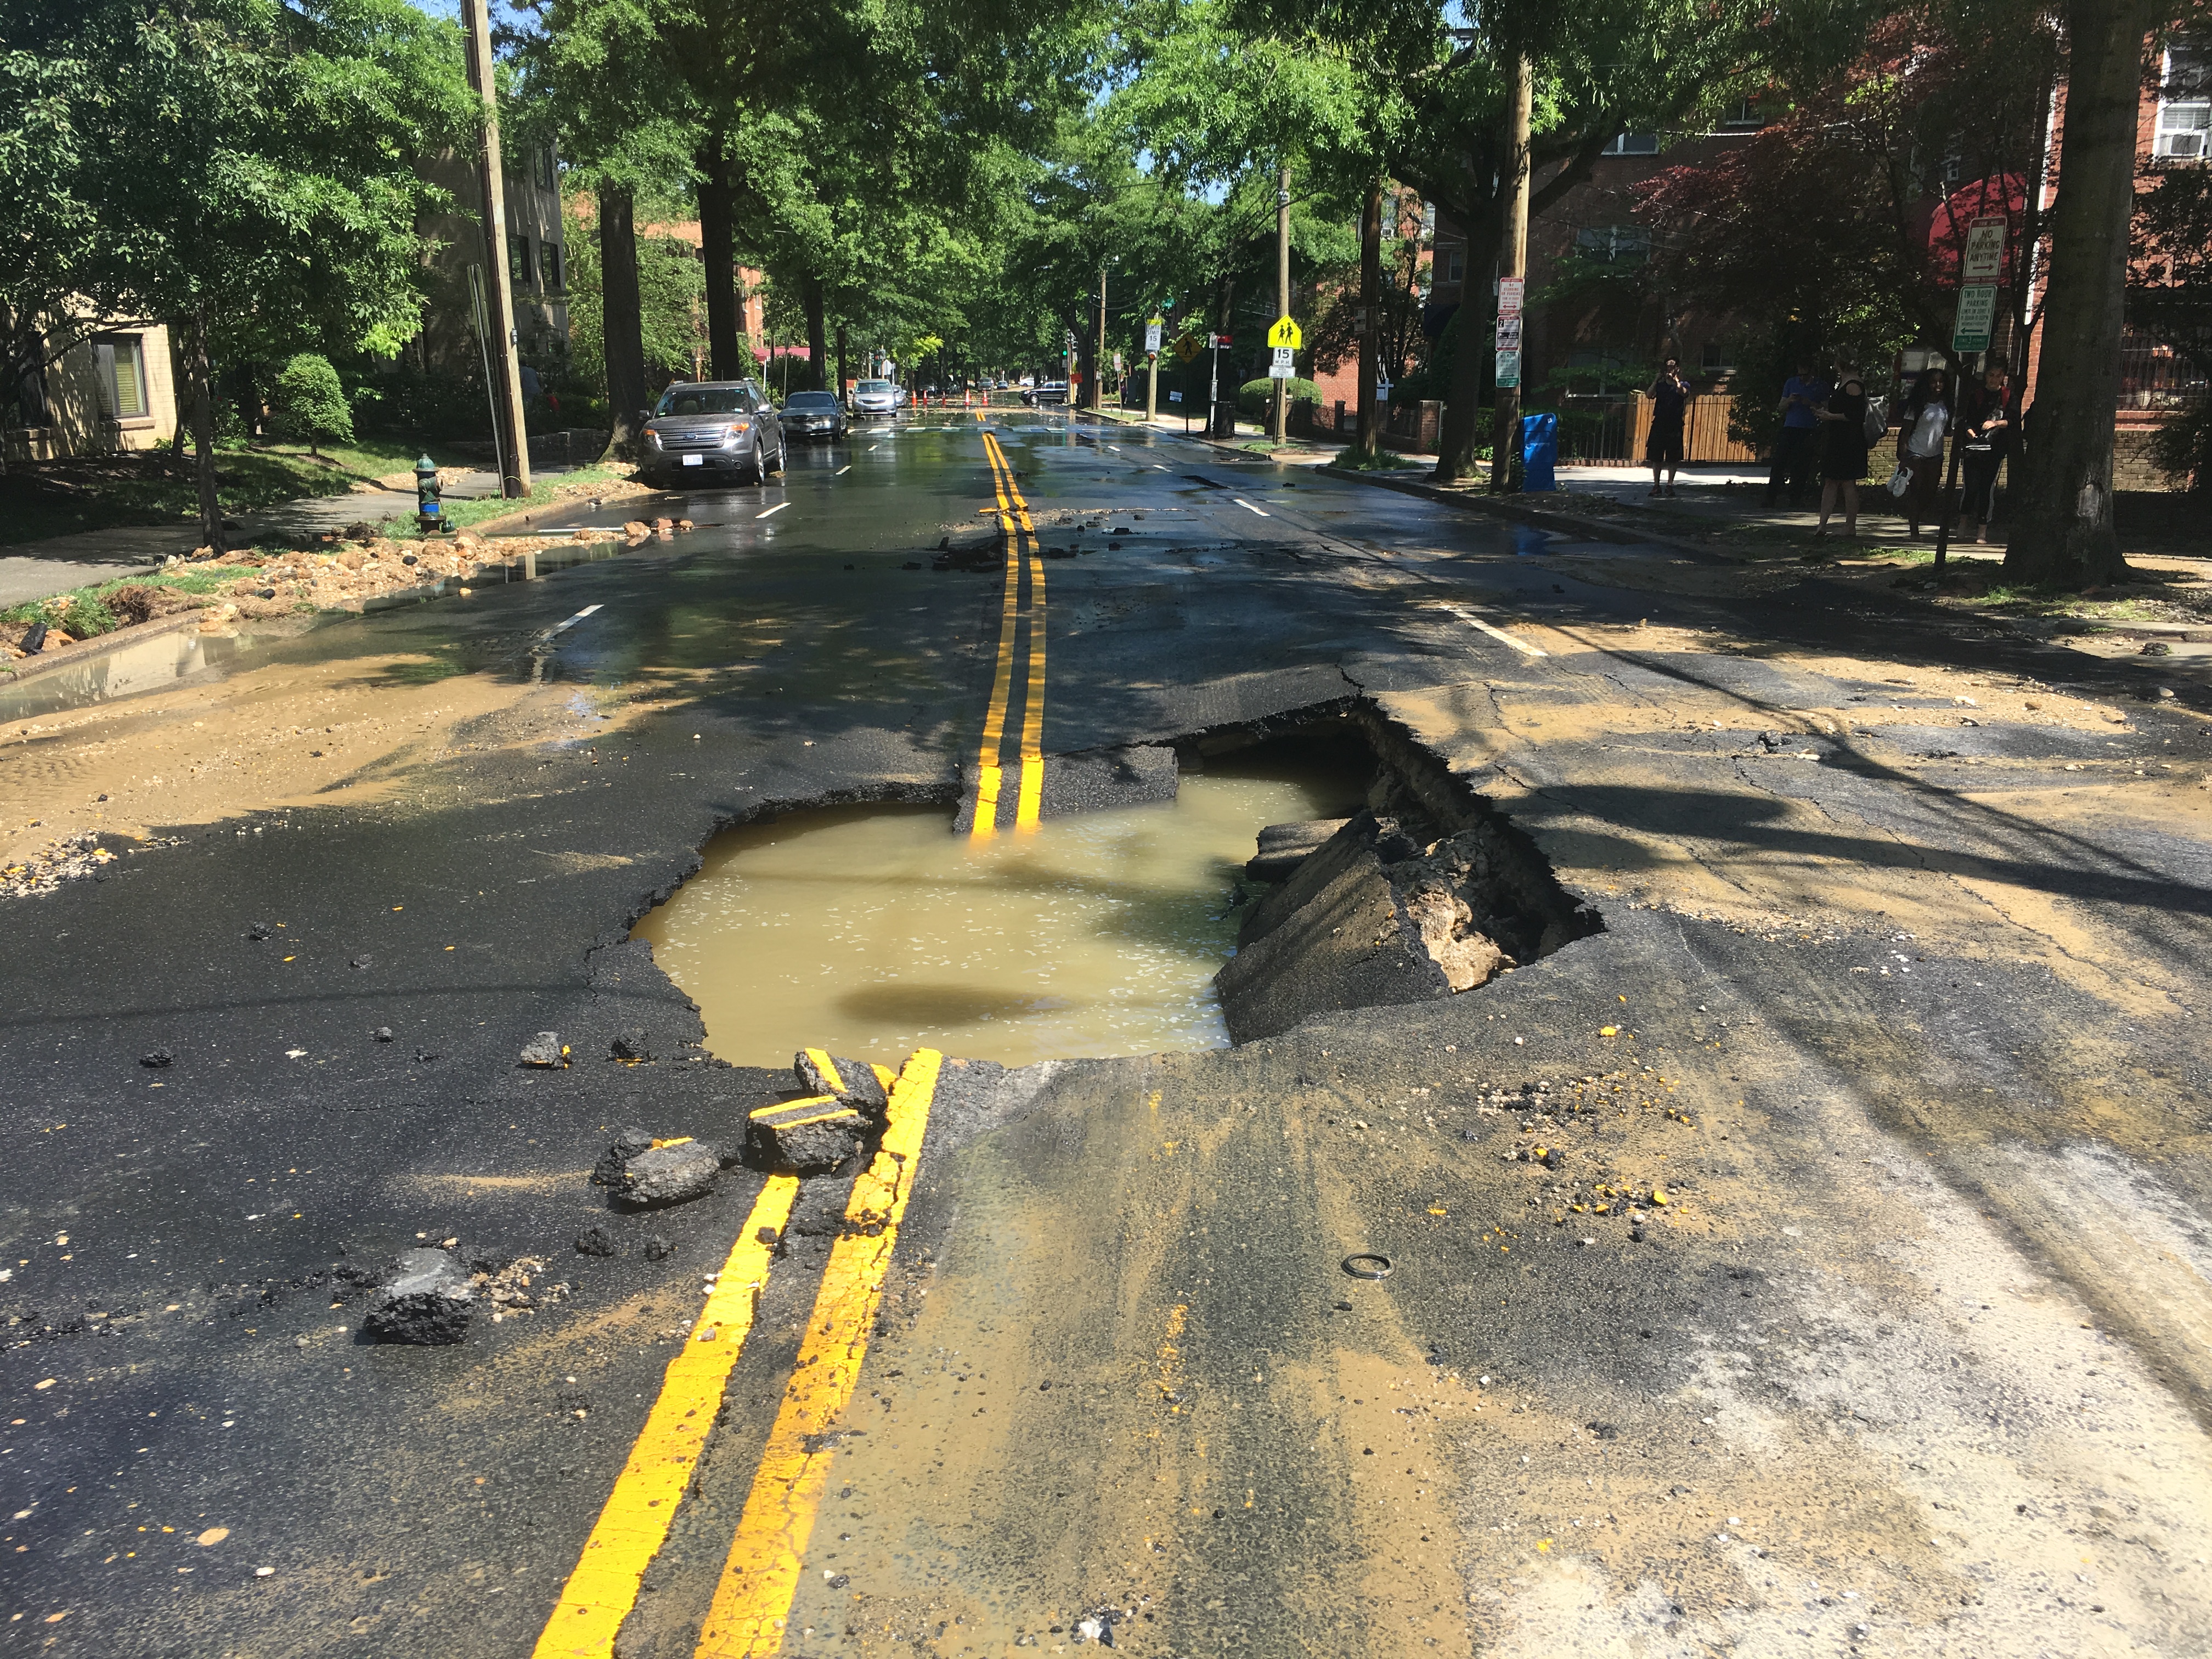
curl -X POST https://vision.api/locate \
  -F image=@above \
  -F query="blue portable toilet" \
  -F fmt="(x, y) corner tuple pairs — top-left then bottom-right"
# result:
(1521, 411), (1558, 493)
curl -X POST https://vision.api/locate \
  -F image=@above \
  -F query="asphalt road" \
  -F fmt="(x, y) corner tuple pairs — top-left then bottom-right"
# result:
(3, 413), (2210, 1658)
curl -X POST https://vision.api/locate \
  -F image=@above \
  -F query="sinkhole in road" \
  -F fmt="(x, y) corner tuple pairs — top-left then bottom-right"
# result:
(634, 746), (1372, 1068)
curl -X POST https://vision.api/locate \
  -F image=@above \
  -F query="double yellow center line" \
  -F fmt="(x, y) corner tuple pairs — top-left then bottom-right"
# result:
(972, 431), (1045, 838)
(533, 1050), (945, 1659)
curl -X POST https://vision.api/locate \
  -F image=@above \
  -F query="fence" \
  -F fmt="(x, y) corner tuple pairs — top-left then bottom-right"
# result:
(2118, 328), (2210, 413)
(1628, 392), (1759, 464)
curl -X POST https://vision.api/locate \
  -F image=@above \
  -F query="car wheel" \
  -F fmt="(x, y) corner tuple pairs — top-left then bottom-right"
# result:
(744, 440), (764, 485)
(768, 438), (786, 475)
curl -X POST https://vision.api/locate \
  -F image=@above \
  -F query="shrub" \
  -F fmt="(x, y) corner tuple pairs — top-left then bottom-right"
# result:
(1237, 376), (1321, 420)
(272, 354), (354, 455)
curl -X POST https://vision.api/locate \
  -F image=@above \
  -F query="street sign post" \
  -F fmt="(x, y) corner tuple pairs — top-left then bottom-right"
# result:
(1268, 345), (1296, 381)
(1961, 216), (2007, 284)
(1951, 285), (1998, 353)
(1496, 279), (1525, 396)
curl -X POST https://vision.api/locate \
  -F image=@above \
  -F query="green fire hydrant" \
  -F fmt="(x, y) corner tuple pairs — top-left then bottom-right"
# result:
(415, 454), (443, 533)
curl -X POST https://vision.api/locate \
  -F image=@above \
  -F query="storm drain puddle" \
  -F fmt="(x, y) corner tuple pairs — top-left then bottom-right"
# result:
(633, 759), (1363, 1068)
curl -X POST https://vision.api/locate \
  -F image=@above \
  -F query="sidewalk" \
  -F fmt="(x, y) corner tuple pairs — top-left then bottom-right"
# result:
(0, 469), (510, 610)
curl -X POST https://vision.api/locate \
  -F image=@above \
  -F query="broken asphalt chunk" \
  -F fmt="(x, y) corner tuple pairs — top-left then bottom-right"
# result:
(574, 1223), (618, 1257)
(519, 1031), (568, 1068)
(616, 1140), (719, 1209)
(591, 1127), (656, 1187)
(750, 1094), (867, 1174)
(609, 1030), (655, 1063)
(363, 1249), (473, 1345)
(793, 1048), (890, 1117)
(139, 1049), (173, 1069)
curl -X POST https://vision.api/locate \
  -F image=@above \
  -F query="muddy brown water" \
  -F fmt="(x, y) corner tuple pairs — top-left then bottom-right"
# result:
(633, 758), (1367, 1068)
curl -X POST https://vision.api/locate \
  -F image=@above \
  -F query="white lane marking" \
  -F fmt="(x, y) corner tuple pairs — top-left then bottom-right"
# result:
(1105, 443), (1120, 451)
(548, 603), (602, 636)
(757, 503), (790, 520)
(868, 444), (881, 452)
(1232, 498), (1271, 517)
(1449, 606), (1547, 657)
(834, 465), (851, 476)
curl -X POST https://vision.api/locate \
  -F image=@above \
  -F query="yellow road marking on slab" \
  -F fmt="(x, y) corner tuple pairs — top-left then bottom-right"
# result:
(970, 437), (1023, 839)
(978, 431), (1047, 833)
(530, 1176), (800, 1659)
(692, 1050), (944, 1658)
(1015, 529), (1046, 831)
(802, 1048), (847, 1094)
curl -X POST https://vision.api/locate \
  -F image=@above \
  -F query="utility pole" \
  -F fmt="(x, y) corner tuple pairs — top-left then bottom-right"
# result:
(1093, 267), (1108, 413)
(1357, 177), (1383, 456)
(1489, 55), (1532, 495)
(460, 0), (530, 498)
(1272, 165), (1291, 442)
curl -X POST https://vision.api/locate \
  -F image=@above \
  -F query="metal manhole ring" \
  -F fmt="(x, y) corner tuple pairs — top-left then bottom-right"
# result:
(1341, 1253), (1393, 1280)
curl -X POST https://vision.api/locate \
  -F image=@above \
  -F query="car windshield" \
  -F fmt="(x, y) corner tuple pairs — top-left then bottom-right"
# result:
(856, 380), (895, 394)
(785, 393), (837, 410)
(655, 387), (748, 417)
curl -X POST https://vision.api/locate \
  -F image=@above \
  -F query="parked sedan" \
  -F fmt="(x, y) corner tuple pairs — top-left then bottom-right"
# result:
(640, 381), (785, 486)
(1022, 381), (1070, 407)
(849, 378), (904, 419)
(781, 390), (846, 442)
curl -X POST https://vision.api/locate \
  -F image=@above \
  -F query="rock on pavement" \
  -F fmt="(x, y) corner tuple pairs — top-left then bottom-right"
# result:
(363, 1249), (475, 1345)
(615, 1139), (720, 1209)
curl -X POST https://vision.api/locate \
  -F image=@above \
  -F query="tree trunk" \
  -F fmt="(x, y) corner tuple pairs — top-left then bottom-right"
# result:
(600, 184), (648, 456)
(802, 274), (828, 392)
(697, 138), (741, 380)
(185, 307), (223, 552)
(2004, 0), (2151, 586)
(1357, 176), (1382, 455)
(1075, 311), (1099, 415)
(834, 321), (849, 399)
(1433, 211), (1503, 481)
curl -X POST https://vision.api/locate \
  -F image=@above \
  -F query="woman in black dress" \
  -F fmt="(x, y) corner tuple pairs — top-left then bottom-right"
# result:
(1815, 374), (1872, 538)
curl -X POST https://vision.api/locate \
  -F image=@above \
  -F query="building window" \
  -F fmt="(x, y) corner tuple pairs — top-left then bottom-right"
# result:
(1603, 133), (1660, 155)
(511, 236), (534, 290)
(96, 334), (149, 420)
(543, 241), (563, 292)
(534, 145), (556, 190)
(2157, 39), (2209, 157)
(1700, 341), (1737, 373)
(1437, 244), (1466, 284)
(1719, 97), (1765, 130)
(1573, 224), (1651, 264)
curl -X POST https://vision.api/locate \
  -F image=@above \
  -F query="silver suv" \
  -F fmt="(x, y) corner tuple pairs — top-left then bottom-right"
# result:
(641, 381), (785, 487)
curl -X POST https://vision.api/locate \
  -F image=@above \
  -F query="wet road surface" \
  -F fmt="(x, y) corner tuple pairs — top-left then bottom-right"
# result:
(3, 414), (2210, 1657)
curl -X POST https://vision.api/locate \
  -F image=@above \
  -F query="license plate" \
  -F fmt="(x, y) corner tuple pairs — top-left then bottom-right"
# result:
(681, 454), (703, 466)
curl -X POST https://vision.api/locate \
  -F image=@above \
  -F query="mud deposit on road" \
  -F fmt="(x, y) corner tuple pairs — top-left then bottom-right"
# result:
(634, 759), (1368, 1067)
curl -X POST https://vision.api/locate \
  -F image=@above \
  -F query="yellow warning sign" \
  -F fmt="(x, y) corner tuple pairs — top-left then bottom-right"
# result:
(1267, 315), (1302, 350)
(1172, 334), (1201, 363)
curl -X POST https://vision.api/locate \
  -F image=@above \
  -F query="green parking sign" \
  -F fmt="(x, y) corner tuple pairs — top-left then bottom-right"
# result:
(1952, 285), (1997, 353)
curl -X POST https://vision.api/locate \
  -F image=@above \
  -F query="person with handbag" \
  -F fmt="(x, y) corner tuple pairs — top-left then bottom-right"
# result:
(1959, 364), (2017, 544)
(1895, 366), (1951, 538)
(1814, 373), (1873, 538)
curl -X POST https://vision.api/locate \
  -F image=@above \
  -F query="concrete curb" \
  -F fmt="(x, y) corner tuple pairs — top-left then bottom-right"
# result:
(0, 608), (207, 687)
